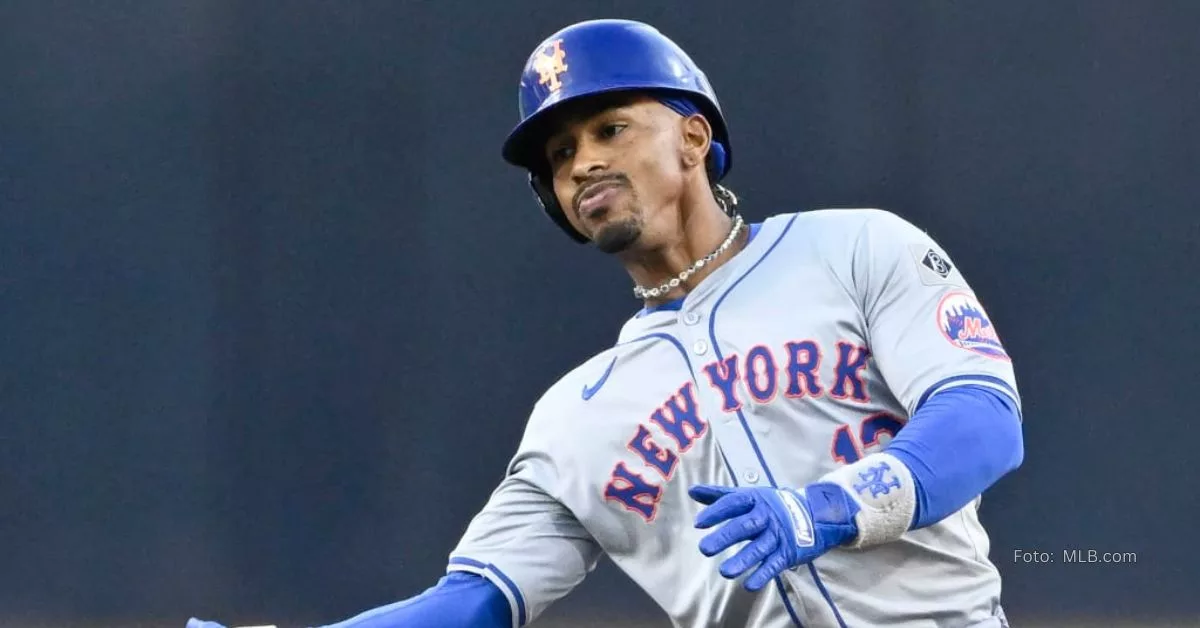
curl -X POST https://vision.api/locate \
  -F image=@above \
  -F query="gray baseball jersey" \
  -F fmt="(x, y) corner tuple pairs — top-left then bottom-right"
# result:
(447, 209), (1019, 628)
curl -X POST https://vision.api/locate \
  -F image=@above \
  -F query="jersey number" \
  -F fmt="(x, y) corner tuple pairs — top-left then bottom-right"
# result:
(831, 413), (905, 464)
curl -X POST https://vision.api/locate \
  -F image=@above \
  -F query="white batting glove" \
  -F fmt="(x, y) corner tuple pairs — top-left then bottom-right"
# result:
(186, 618), (277, 628)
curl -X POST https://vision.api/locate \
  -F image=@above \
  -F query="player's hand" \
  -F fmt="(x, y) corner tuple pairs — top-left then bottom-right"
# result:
(688, 482), (861, 592)
(186, 619), (277, 628)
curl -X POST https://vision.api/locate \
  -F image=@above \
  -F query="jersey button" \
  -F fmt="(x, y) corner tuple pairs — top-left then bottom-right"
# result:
(692, 339), (709, 355)
(683, 311), (701, 325)
(744, 470), (761, 484)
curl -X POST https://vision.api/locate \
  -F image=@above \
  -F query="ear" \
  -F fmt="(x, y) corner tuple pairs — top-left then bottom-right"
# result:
(679, 113), (714, 171)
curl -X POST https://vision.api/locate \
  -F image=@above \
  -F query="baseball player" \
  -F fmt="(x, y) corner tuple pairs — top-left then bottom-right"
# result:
(190, 18), (1024, 628)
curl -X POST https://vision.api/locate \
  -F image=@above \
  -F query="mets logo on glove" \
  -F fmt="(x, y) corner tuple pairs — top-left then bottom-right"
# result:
(936, 291), (1010, 361)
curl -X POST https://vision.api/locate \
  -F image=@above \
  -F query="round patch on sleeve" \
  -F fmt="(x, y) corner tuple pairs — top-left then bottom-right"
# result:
(936, 291), (1010, 360)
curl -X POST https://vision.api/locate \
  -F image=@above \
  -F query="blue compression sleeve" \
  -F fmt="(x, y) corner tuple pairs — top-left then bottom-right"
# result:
(884, 384), (1024, 529)
(318, 572), (510, 628)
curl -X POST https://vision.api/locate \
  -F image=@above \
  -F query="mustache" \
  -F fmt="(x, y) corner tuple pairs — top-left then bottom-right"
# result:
(573, 174), (629, 212)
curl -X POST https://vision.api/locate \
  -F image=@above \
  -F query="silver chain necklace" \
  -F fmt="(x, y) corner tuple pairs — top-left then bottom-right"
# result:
(633, 213), (746, 300)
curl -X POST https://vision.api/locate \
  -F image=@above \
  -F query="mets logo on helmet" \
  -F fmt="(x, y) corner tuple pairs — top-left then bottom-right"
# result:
(533, 39), (568, 91)
(936, 291), (1010, 361)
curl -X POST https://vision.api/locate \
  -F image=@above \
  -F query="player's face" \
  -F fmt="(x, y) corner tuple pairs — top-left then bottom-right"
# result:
(542, 94), (695, 254)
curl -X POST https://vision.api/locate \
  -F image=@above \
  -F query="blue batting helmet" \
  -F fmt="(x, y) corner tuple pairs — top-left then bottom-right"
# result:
(501, 19), (732, 243)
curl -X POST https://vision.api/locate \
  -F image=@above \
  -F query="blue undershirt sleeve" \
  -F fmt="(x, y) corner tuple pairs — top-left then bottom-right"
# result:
(318, 572), (511, 628)
(884, 383), (1024, 529)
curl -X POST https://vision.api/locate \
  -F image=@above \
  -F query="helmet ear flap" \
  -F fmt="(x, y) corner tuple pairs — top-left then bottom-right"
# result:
(707, 140), (729, 182)
(529, 173), (589, 243)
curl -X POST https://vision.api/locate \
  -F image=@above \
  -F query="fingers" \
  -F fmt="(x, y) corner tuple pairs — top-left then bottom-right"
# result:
(718, 529), (779, 578)
(185, 618), (275, 628)
(687, 483), (734, 505)
(698, 509), (770, 556)
(743, 553), (791, 592)
(694, 491), (757, 529)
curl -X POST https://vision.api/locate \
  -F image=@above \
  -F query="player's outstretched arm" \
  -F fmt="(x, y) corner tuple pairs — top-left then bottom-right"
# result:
(314, 573), (510, 628)
(189, 400), (599, 628)
(186, 464), (599, 628)
(185, 572), (510, 628)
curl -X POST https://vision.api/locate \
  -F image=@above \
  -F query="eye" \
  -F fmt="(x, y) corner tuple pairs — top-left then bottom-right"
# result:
(599, 123), (627, 139)
(548, 144), (574, 165)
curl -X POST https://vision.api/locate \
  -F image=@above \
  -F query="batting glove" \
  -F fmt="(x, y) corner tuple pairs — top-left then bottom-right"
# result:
(187, 619), (277, 628)
(689, 482), (861, 592)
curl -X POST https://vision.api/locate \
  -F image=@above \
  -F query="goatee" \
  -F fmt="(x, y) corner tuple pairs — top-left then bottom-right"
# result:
(593, 218), (642, 254)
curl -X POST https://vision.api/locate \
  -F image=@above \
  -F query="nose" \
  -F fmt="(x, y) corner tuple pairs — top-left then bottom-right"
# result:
(570, 136), (609, 185)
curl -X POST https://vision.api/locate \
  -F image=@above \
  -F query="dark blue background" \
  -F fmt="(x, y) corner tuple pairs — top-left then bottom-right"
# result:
(3, 2), (1197, 626)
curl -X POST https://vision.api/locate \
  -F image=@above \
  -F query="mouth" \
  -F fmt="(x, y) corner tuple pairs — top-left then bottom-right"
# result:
(575, 181), (625, 220)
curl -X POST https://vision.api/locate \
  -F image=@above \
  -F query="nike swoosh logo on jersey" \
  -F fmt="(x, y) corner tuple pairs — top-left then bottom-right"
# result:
(581, 356), (617, 400)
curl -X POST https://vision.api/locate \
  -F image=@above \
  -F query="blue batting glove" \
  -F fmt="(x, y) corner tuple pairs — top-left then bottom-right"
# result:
(689, 482), (861, 592)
